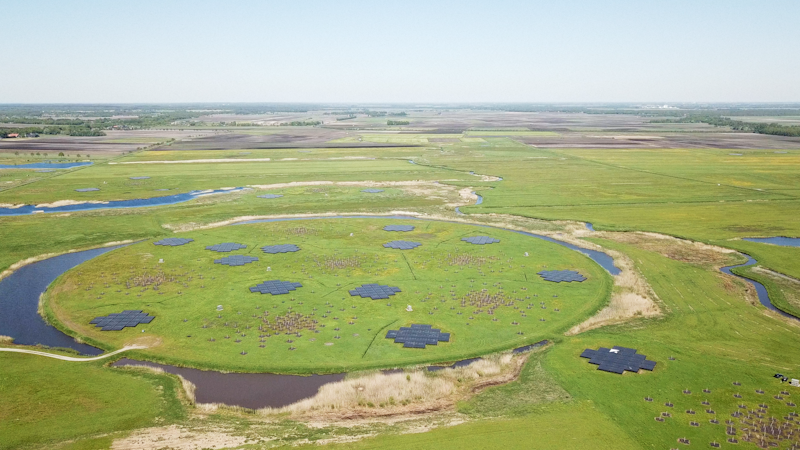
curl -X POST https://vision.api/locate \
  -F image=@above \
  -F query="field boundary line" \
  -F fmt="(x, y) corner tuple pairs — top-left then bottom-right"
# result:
(362, 319), (398, 359)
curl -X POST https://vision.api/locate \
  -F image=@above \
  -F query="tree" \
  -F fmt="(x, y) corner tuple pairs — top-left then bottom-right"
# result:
(58, 152), (64, 156)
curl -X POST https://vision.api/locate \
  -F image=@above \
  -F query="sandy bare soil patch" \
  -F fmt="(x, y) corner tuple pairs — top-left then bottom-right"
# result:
(567, 249), (660, 335)
(34, 199), (109, 208)
(111, 425), (252, 450)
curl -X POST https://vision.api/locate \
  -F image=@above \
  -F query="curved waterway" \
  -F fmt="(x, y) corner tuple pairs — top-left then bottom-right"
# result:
(455, 192), (482, 215)
(0, 187), (247, 216)
(0, 216), (621, 407)
(0, 245), (130, 355)
(6, 215), (796, 407)
(742, 237), (800, 247)
(720, 255), (798, 321)
(0, 161), (93, 170)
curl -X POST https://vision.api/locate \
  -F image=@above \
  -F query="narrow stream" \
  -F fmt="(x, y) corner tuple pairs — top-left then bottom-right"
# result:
(0, 187), (248, 216)
(14, 216), (788, 409)
(720, 255), (797, 321)
(0, 161), (93, 169)
(742, 237), (800, 247)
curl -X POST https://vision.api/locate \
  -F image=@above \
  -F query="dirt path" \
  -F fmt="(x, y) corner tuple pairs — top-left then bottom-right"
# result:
(0, 345), (145, 361)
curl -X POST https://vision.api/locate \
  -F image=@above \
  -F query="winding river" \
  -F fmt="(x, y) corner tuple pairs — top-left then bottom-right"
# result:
(0, 245), (127, 355)
(720, 254), (796, 320)
(0, 187), (248, 216)
(1, 215), (792, 409)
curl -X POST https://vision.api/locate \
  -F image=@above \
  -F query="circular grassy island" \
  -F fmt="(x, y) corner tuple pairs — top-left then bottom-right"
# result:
(46, 218), (611, 373)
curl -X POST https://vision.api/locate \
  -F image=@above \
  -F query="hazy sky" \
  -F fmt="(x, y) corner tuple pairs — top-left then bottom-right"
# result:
(1, 0), (798, 103)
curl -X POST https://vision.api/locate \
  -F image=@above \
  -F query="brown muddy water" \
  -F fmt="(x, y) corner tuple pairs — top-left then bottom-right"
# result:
(111, 357), (346, 409)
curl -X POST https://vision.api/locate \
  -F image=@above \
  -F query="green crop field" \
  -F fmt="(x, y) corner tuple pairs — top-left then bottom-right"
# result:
(45, 219), (610, 373)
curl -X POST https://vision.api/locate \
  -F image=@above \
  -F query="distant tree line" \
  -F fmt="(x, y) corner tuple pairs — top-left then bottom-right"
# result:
(387, 120), (410, 125)
(651, 115), (800, 137)
(279, 121), (322, 126)
(0, 125), (105, 137)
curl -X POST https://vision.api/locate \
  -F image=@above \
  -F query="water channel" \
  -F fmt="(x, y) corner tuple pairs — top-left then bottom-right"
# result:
(3, 216), (792, 409)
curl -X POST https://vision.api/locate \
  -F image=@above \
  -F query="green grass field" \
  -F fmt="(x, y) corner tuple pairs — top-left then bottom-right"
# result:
(0, 353), (184, 450)
(46, 219), (610, 373)
(293, 402), (639, 450)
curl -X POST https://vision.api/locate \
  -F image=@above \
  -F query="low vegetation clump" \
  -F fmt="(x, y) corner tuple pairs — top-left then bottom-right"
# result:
(254, 351), (525, 418)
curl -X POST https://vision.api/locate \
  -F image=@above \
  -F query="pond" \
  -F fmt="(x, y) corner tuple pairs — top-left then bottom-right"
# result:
(111, 358), (346, 409)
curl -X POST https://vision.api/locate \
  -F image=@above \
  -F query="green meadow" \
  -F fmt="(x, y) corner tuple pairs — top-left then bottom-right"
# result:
(45, 219), (609, 373)
(0, 352), (184, 450)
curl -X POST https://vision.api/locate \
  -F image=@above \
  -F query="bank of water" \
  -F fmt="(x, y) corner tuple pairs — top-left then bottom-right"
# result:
(0, 246), (130, 355)
(456, 192), (482, 215)
(720, 255), (797, 321)
(743, 237), (800, 247)
(111, 358), (346, 409)
(0, 187), (247, 216)
(0, 161), (93, 170)
(0, 216), (632, 408)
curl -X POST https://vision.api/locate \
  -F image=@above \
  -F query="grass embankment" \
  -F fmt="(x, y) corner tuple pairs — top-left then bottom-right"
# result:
(0, 352), (183, 450)
(46, 219), (610, 373)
